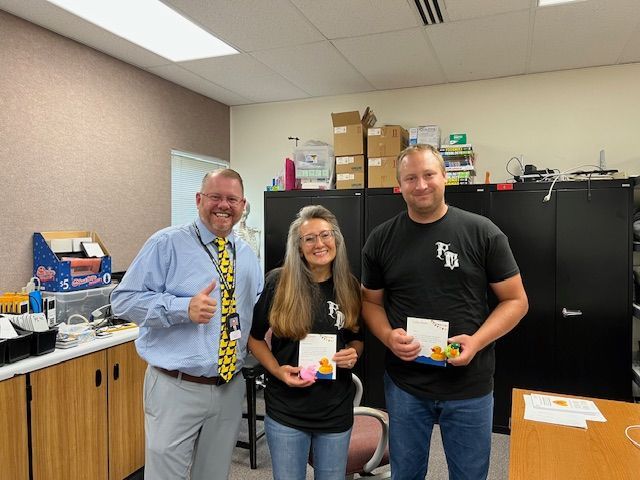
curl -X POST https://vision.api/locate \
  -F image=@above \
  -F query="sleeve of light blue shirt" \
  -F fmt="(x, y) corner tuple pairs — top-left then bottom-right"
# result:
(111, 232), (191, 328)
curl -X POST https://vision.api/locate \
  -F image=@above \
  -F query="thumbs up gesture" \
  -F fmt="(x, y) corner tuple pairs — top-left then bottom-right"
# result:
(188, 280), (218, 324)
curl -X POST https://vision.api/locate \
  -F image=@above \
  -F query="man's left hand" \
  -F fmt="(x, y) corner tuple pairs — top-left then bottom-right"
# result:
(446, 334), (480, 366)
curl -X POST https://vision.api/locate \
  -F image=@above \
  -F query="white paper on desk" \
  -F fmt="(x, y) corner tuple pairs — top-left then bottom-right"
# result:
(0, 317), (18, 338)
(530, 394), (606, 422)
(299, 333), (336, 380)
(524, 395), (588, 429)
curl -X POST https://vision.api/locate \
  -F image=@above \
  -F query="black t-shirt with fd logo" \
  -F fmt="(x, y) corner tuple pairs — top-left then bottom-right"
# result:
(362, 207), (520, 400)
(251, 269), (363, 433)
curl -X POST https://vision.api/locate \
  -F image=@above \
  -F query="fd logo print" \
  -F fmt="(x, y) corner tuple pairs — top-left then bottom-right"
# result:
(435, 242), (459, 270)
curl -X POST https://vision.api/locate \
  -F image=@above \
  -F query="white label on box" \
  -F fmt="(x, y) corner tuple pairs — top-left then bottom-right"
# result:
(368, 158), (382, 167)
(337, 173), (355, 181)
(368, 128), (381, 136)
(334, 126), (347, 134)
(336, 156), (354, 165)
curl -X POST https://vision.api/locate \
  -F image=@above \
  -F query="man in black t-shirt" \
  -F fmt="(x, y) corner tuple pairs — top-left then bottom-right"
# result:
(361, 144), (528, 480)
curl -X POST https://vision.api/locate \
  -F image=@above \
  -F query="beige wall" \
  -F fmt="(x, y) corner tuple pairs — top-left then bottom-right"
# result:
(231, 63), (640, 237)
(0, 11), (230, 292)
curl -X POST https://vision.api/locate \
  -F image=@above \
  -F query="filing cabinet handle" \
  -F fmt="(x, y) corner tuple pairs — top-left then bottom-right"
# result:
(113, 363), (120, 381)
(95, 369), (102, 387)
(562, 308), (582, 318)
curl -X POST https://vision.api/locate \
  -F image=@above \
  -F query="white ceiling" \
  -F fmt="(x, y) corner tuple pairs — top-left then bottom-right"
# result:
(2, 0), (640, 106)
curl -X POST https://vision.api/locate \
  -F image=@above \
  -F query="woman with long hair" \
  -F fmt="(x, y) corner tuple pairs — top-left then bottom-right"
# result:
(248, 204), (363, 480)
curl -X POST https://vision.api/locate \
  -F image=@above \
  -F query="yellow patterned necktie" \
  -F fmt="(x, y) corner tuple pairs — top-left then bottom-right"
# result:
(215, 237), (236, 382)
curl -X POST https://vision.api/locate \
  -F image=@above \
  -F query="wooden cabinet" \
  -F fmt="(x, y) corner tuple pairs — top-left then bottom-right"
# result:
(107, 342), (146, 480)
(31, 351), (108, 480)
(29, 341), (145, 480)
(0, 375), (29, 480)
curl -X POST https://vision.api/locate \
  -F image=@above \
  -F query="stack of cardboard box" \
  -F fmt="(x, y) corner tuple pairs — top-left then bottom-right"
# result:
(332, 108), (376, 189)
(367, 125), (408, 188)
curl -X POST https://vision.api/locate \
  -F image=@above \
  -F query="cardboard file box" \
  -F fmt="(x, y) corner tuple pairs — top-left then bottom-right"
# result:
(368, 157), (399, 188)
(367, 125), (408, 157)
(331, 108), (376, 156)
(34, 231), (112, 292)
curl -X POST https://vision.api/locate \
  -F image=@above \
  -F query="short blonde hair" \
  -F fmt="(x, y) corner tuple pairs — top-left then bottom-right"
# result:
(396, 144), (446, 181)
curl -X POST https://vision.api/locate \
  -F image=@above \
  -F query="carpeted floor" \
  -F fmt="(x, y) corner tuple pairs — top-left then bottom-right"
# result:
(229, 390), (511, 480)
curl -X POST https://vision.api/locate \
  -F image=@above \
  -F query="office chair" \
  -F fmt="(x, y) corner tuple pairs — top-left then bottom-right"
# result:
(309, 373), (390, 479)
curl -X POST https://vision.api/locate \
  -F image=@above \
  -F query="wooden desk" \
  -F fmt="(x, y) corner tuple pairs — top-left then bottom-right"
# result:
(509, 388), (640, 479)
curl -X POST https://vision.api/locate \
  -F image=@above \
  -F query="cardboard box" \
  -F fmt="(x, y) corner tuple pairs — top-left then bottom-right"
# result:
(367, 125), (409, 157)
(331, 108), (376, 156)
(336, 172), (365, 189)
(335, 155), (365, 174)
(368, 156), (399, 188)
(409, 125), (441, 148)
(33, 231), (112, 292)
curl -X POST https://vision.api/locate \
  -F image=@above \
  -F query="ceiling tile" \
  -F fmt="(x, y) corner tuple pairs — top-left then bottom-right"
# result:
(427, 10), (530, 82)
(147, 64), (252, 105)
(0, 0), (171, 68)
(290, 0), (421, 39)
(529, 0), (640, 72)
(252, 41), (375, 97)
(179, 54), (311, 103)
(162, 0), (324, 52)
(333, 28), (446, 89)
(443, 0), (532, 21)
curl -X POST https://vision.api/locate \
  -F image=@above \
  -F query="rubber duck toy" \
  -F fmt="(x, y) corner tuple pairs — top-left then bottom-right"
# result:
(445, 342), (461, 359)
(430, 346), (446, 362)
(318, 357), (334, 375)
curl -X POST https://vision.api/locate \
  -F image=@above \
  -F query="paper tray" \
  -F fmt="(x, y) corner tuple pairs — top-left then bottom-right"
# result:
(4, 330), (32, 364)
(12, 324), (57, 356)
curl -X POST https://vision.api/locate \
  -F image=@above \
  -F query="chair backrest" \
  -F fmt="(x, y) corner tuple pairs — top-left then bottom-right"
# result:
(346, 374), (390, 479)
(308, 372), (390, 479)
(352, 373), (363, 406)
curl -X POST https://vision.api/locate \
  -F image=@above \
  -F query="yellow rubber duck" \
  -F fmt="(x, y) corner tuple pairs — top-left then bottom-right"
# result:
(430, 346), (446, 362)
(318, 357), (333, 374)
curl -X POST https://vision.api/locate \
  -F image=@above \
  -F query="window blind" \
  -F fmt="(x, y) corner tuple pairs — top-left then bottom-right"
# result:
(171, 150), (228, 226)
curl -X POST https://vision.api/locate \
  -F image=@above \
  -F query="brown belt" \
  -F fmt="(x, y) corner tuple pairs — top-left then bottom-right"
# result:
(156, 367), (227, 386)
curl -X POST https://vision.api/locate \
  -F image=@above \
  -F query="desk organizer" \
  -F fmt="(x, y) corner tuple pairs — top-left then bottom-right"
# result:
(0, 339), (6, 367)
(12, 324), (57, 356)
(5, 330), (32, 364)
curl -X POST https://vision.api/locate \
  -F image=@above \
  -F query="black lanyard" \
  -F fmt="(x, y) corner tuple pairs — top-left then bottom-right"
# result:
(193, 223), (236, 297)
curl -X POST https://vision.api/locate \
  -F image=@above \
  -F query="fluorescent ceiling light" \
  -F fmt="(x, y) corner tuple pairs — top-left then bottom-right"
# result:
(538, 0), (586, 6)
(46, 0), (238, 62)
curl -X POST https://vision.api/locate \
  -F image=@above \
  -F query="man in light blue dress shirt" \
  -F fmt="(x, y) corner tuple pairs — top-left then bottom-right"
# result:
(112, 169), (263, 480)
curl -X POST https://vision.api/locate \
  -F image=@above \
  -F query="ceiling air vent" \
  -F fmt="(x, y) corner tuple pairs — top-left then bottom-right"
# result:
(414, 0), (444, 25)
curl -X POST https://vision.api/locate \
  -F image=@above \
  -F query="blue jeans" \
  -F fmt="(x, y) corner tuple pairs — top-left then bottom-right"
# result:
(384, 373), (493, 480)
(264, 414), (352, 480)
